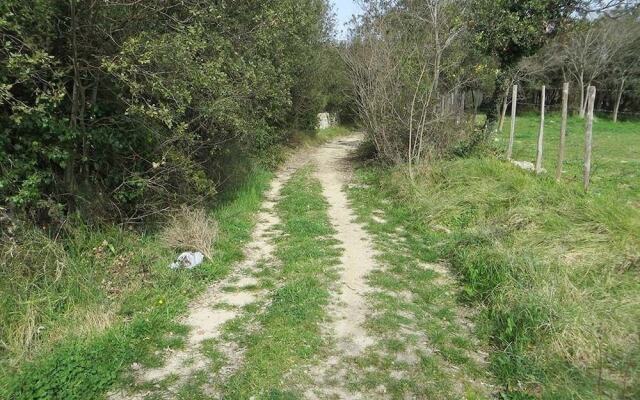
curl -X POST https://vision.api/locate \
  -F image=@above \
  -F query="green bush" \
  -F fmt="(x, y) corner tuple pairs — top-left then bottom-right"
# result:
(1, 0), (338, 224)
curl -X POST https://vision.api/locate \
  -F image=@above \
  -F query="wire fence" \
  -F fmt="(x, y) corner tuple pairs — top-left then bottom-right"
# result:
(515, 101), (640, 116)
(511, 85), (640, 117)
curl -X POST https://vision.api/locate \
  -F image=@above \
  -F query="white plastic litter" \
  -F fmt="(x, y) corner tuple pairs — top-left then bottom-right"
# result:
(169, 251), (204, 270)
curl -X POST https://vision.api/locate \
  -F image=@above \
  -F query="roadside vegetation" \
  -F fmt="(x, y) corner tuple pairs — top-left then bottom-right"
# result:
(1, 0), (353, 395)
(0, 123), (352, 398)
(348, 127), (640, 397)
(0, 1), (347, 223)
(344, 2), (640, 396)
(346, 178), (495, 398)
(1, 169), (272, 398)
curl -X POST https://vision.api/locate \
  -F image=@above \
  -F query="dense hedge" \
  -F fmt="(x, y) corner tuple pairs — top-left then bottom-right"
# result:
(0, 0), (339, 224)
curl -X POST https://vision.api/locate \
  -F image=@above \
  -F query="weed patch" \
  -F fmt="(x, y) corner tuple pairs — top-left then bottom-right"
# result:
(160, 206), (219, 260)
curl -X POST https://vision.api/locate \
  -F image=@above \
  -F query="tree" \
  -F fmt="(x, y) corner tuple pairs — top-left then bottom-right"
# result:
(1, 0), (334, 224)
(606, 13), (640, 122)
(469, 0), (577, 126)
(345, 0), (495, 176)
(558, 20), (625, 116)
(468, 0), (639, 126)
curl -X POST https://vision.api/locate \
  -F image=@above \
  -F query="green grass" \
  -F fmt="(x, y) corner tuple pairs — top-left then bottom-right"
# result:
(221, 167), (341, 399)
(345, 174), (494, 399)
(498, 113), (640, 204)
(0, 168), (273, 399)
(347, 152), (640, 399)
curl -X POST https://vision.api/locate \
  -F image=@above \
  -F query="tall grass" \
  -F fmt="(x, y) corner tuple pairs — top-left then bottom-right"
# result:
(160, 206), (219, 260)
(0, 168), (273, 399)
(355, 154), (640, 398)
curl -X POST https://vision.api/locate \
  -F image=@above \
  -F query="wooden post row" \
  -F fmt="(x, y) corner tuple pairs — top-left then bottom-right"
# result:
(507, 84), (517, 159)
(556, 82), (569, 180)
(535, 85), (545, 174)
(584, 86), (596, 191)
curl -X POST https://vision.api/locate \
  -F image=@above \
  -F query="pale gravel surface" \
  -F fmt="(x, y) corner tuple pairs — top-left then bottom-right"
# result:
(302, 134), (381, 399)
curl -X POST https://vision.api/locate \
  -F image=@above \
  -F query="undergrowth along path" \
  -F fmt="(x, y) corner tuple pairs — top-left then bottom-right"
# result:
(109, 151), (311, 399)
(109, 134), (494, 399)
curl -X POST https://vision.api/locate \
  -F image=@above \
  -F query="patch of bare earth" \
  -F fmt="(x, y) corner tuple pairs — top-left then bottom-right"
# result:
(109, 151), (310, 400)
(296, 135), (380, 399)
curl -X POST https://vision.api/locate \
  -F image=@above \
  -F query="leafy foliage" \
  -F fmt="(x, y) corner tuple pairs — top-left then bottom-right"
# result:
(0, 0), (334, 223)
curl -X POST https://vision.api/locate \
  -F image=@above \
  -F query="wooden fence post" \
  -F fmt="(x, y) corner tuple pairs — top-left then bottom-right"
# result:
(584, 86), (596, 191)
(456, 91), (461, 125)
(498, 90), (508, 132)
(556, 82), (569, 180)
(535, 85), (545, 174)
(506, 84), (517, 159)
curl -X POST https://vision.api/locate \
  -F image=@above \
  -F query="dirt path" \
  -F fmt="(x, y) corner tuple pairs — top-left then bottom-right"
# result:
(109, 151), (310, 400)
(314, 135), (376, 356)
(299, 135), (493, 399)
(109, 134), (491, 399)
(299, 135), (380, 399)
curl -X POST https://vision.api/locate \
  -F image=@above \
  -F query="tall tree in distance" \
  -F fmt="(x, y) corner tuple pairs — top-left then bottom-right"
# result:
(607, 11), (640, 121)
(470, 0), (577, 127)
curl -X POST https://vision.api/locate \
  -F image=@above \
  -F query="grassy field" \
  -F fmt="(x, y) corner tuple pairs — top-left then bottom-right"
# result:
(349, 115), (640, 398)
(497, 113), (640, 204)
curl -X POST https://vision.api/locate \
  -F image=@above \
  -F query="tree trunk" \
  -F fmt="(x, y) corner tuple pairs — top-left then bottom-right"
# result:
(535, 85), (545, 174)
(556, 82), (569, 180)
(579, 72), (585, 118)
(613, 77), (625, 123)
(471, 90), (477, 123)
(507, 85), (517, 160)
(481, 76), (503, 132)
(66, 0), (81, 210)
(584, 86), (596, 191)
(90, 79), (98, 108)
(498, 86), (509, 132)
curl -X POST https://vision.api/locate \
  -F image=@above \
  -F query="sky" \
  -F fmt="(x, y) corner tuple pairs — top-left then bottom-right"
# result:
(331, 0), (363, 39)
